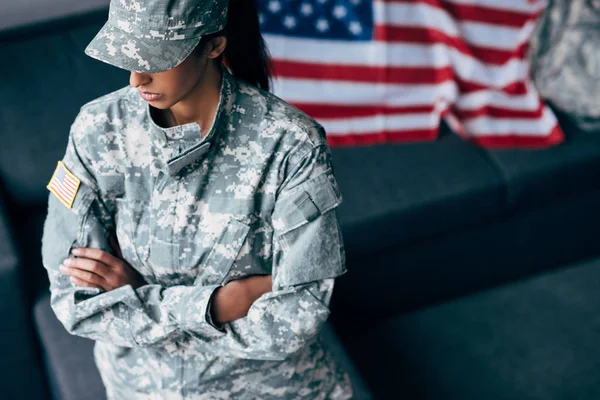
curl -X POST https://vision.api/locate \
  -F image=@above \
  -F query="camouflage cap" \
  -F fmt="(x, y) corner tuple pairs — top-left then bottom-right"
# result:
(84, 0), (228, 73)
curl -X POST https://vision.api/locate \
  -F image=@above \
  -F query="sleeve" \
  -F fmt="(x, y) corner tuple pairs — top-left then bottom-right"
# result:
(164, 141), (348, 360)
(41, 127), (167, 349)
(41, 112), (194, 350)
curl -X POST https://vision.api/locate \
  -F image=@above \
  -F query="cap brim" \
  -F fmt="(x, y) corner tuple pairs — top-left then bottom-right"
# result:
(84, 21), (202, 73)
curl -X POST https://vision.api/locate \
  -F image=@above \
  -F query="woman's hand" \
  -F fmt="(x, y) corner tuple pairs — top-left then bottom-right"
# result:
(59, 236), (147, 292)
(210, 275), (273, 325)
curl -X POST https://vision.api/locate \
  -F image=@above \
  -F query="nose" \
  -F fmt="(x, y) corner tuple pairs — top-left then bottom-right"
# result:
(129, 71), (151, 88)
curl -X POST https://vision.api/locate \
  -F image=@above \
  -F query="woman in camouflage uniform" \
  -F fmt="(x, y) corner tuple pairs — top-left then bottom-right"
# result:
(41, 0), (354, 398)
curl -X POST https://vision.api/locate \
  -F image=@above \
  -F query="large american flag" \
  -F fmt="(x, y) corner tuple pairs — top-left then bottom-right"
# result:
(259, 0), (564, 149)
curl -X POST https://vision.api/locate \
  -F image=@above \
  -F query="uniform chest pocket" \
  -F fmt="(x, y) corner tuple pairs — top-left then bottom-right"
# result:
(114, 198), (153, 279)
(191, 218), (251, 286)
(145, 215), (251, 286)
(116, 198), (251, 284)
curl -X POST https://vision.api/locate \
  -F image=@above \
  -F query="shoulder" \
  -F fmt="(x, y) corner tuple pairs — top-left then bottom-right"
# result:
(72, 85), (140, 133)
(67, 85), (141, 178)
(70, 85), (140, 144)
(234, 79), (328, 158)
(81, 84), (140, 111)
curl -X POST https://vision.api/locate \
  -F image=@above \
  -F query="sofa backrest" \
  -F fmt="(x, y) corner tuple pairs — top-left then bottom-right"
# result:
(0, 8), (128, 208)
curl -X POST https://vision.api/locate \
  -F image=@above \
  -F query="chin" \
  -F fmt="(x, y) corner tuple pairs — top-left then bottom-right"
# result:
(149, 99), (172, 109)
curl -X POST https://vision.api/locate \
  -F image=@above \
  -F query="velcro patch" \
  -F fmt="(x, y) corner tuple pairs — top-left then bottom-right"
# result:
(46, 161), (81, 209)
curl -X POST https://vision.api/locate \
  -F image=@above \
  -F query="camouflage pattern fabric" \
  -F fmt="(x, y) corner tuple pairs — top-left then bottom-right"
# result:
(85, 0), (228, 73)
(529, 0), (600, 131)
(41, 64), (354, 399)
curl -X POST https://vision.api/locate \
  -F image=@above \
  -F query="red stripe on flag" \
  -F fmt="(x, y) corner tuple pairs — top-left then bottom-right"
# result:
(50, 181), (73, 204)
(50, 180), (75, 200)
(62, 179), (77, 191)
(292, 103), (544, 121)
(326, 123), (564, 149)
(327, 128), (439, 146)
(292, 103), (437, 119)
(374, 26), (529, 65)
(465, 125), (565, 149)
(455, 103), (545, 120)
(457, 79), (528, 95)
(273, 60), (454, 84)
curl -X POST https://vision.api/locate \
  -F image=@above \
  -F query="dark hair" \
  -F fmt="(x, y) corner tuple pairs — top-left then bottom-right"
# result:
(199, 0), (273, 92)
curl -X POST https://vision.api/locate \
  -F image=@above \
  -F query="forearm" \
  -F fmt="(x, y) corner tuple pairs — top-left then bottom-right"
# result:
(178, 279), (335, 360)
(48, 269), (220, 350)
(208, 275), (273, 326)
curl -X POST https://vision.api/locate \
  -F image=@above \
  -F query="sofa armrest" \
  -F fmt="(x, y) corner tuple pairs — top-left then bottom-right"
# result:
(0, 195), (46, 399)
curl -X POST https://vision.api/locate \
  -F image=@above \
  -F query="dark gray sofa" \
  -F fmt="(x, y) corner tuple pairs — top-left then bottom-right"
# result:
(2, 4), (600, 400)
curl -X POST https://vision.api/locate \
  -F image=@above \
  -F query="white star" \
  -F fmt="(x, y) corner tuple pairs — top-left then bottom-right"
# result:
(333, 5), (347, 19)
(348, 21), (362, 35)
(283, 15), (296, 29)
(268, 0), (281, 13)
(316, 18), (330, 32)
(300, 3), (313, 16)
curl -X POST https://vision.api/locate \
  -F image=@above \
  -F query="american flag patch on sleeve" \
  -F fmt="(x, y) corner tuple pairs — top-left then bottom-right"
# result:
(46, 161), (81, 209)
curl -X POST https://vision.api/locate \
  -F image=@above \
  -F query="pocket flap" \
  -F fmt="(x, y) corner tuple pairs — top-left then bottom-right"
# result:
(272, 168), (343, 237)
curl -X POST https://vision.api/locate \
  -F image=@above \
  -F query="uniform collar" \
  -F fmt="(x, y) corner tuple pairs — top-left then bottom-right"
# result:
(146, 64), (237, 176)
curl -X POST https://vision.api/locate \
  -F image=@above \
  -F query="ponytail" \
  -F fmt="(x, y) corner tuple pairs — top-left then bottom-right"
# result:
(200, 0), (273, 91)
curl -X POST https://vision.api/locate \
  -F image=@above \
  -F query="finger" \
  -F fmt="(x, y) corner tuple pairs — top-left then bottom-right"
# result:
(69, 276), (104, 290)
(60, 264), (106, 287)
(71, 247), (121, 268)
(63, 257), (110, 279)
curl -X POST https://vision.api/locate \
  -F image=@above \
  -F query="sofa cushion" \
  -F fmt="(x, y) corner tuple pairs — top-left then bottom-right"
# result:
(0, 12), (128, 206)
(338, 256), (600, 399)
(331, 125), (505, 257)
(481, 109), (600, 214)
(34, 294), (106, 400)
(331, 187), (600, 321)
(0, 197), (47, 400)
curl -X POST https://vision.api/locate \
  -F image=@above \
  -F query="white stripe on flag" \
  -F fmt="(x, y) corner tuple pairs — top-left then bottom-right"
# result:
(462, 106), (557, 137)
(271, 78), (458, 106)
(50, 181), (74, 202)
(456, 81), (540, 110)
(63, 179), (77, 190)
(320, 112), (442, 135)
(264, 35), (452, 67)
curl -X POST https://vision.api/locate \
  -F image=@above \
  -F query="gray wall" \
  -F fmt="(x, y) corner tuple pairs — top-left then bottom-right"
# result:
(0, 0), (108, 32)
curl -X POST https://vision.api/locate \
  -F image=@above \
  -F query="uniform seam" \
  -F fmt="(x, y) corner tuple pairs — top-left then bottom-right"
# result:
(277, 143), (328, 198)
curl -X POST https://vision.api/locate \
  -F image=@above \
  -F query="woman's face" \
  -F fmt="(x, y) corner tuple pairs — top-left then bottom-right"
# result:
(129, 37), (226, 109)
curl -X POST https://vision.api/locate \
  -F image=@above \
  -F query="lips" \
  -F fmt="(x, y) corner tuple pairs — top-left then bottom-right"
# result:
(139, 90), (161, 102)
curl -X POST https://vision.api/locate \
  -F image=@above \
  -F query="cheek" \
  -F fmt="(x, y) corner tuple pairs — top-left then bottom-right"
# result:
(170, 76), (200, 102)
(154, 62), (203, 103)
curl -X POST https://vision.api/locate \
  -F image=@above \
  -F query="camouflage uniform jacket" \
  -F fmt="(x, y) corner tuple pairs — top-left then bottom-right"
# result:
(41, 65), (354, 399)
